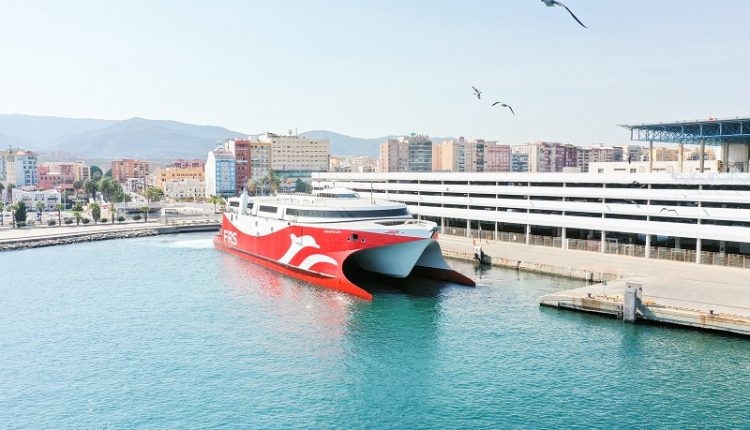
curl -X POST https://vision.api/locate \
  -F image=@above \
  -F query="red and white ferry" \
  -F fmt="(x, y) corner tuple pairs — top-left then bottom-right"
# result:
(214, 188), (475, 300)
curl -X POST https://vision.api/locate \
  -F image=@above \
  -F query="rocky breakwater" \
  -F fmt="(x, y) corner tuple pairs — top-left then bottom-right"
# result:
(0, 229), (160, 252)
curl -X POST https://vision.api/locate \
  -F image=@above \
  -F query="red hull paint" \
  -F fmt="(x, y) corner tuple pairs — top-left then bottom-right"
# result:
(214, 214), (474, 300)
(214, 238), (373, 300)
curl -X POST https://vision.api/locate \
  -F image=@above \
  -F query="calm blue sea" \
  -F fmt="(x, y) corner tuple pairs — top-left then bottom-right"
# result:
(1, 233), (748, 429)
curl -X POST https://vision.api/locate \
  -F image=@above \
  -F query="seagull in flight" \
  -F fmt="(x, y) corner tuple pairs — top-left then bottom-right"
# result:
(659, 208), (679, 215)
(492, 102), (515, 115)
(472, 86), (482, 100)
(542, 0), (587, 29)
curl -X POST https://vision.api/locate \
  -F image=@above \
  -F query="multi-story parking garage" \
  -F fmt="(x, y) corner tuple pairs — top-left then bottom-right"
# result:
(313, 171), (750, 268)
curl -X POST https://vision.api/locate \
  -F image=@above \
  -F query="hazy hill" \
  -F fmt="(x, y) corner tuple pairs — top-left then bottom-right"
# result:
(0, 114), (452, 160)
(50, 117), (248, 160)
(0, 114), (115, 150)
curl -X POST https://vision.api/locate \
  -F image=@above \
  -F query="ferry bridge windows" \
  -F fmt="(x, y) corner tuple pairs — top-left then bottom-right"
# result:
(285, 208), (410, 218)
(650, 216), (697, 224)
(259, 205), (278, 214)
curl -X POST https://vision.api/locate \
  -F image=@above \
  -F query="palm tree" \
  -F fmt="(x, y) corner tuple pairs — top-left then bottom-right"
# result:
(35, 201), (45, 222)
(89, 203), (101, 224)
(72, 180), (83, 202)
(270, 174), (281, 194)
(72, 201), (83, 226)
(0, 202), (5, 226)
(54, 203), (64, 227)
(109, 203), (116, 224)
(142, 187), (164, 223)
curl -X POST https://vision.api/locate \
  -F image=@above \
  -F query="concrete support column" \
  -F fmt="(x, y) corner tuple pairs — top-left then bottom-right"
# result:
(720, 240), (726, 254)
(648, 140), (654, 173)
(699, 140), (705, 173)
(675, 237), (681, 250)
(494, 222), (498, 241)
(466, 218), (470, 238)
(525, 224), (531, 245)
(601, 231), (606, 253)
(441, 217), (445, 234)
(722, 142), (729, 172)
(645, 234), (652, 258)
(678, 142), (685, 173)
(561, 226), (567, 249)
(695, 238), (702, 264)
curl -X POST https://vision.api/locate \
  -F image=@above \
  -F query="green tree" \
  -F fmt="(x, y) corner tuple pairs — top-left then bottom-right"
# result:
(270, 174), (281, 194)
(35, 201), (45, 222)
(83, 178), (97, 202)
(90, 203), (101, 224)
(145, 187), (164, 204)
(97, 176), (115, 202)
(91, 165), (103, 179)
(0, 182), (4, 198)
(109, 204), (117, 224)
(0, 202), (5, 226)
(14, 201), (27, 227)
(294, 178), (311, 194)
(54, 203), (64, 227)
(104, 168), (112, 178)
(72, 180), (83, 202)
(72, 201), (83, 226)
(246, 179), (257, 195)
(141, 206), (149, 223)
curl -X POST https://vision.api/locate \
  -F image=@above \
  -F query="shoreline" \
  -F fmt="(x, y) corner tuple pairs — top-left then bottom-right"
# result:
(0, 222), (220, 252)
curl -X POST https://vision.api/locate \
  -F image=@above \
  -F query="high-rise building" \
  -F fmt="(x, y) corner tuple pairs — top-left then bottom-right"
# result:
(407, 135), (433, 172)
(380, 138), (409, 172)
(432, 143), (444, 171)
(223, 139), (251, 194)
(205, 148), (236, 198)
(111, 159), (151, 183)
(379, 135), (432, 172)
(484, 143), (511, 172)
(511, 147), (530, 172)
(249, 133), (327, 181)
(1, 149), (38, 187)
(521, 142), (577, 173)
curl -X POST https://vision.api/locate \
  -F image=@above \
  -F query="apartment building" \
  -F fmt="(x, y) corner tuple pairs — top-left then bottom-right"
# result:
(205, 148), (236, 198)
(1, 149), (38, 187)
(111, 159), (151, 183)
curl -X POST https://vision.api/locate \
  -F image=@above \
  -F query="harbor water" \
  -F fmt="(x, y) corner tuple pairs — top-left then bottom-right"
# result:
(1, 232), (749, 429)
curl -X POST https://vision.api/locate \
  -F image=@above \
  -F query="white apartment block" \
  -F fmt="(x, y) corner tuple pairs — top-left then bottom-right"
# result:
(11, 188), (61, 210)
(254, 133), (329, 178)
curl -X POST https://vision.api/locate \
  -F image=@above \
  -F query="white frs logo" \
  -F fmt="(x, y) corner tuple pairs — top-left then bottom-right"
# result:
(223, 230), (238, 246)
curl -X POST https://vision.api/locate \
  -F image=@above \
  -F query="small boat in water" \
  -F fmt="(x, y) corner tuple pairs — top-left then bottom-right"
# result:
(214, 188), (475, 300)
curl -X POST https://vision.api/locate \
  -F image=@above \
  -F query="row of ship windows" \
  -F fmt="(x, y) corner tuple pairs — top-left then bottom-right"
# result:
(258, 205), (409, 219)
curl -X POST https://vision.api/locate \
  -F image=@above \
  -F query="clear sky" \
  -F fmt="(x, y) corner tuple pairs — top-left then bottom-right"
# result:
(1, 0), (749, 146)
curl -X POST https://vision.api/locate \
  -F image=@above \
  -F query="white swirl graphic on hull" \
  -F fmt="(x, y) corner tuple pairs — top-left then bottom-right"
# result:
(278, 233), (338, 269)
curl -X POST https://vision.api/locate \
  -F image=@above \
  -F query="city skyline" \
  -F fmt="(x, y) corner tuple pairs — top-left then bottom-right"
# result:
(2, 1), (750, 147)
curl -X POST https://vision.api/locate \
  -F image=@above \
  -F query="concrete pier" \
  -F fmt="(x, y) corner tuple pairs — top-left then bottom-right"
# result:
(439, 234), (750, 336)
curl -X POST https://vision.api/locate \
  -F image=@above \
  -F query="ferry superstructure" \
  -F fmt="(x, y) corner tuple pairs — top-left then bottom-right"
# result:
(214, 188), (475, 300)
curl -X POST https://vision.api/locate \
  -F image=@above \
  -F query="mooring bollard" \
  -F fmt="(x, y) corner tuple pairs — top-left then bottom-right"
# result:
(623, 282), (643, 323)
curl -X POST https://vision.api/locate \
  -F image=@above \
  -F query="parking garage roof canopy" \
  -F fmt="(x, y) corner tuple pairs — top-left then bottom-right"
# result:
(620, 116), (750, 144)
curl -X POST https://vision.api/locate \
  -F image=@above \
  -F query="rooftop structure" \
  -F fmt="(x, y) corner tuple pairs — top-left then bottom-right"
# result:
(622, 116), (750, 173)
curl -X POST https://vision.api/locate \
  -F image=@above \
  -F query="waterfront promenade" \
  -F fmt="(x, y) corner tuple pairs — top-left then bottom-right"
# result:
(438, 234), (750, 335)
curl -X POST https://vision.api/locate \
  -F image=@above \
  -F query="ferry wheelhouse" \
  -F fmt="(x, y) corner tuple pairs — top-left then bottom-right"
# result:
(214, 188), (474, 300)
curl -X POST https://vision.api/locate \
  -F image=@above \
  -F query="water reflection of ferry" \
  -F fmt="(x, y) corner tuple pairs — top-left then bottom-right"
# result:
(214, 188), (475, 300)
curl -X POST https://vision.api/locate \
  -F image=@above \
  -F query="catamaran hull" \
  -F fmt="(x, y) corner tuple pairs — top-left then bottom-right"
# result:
(214, 214), (474, 300)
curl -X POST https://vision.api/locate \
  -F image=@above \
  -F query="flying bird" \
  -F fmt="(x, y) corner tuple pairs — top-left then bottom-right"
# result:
(626, 199), (640, 208)
(542, 0), (587, 29)
(659, 208), (679, 215)
(492, 102), (515, 115)
(472, 86), (482, 100)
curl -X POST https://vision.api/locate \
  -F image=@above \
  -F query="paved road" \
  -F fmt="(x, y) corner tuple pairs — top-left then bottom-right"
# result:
(439, 234), (750, 317)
